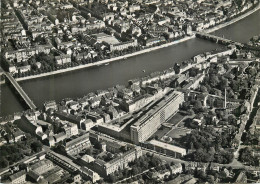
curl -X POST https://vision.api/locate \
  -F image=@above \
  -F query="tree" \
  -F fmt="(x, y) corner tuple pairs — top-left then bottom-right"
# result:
(22, 61), (29, 66)
(141, 159), (149, 169)
(213, 89), (222, 96)
(239, 147), (256, 165)
(188, 109), (195, 116)
(223, 64), (231, 71)
(31, 141), (42, 153)
(150, 156), (162, 167)
(200, 86), (208, 93)
(228, 114), (237, 125)
(19, 163), (27, 170)
(132, 167), (139, 175)
(161, 164), (166, 170)
(207, 175), (215, 183)
(117, 170), (124, 180)
(210, 75), (219, 87)
(194, 100), (203, 112)
(230, 51), (237, 59)
(248, 67), (257, 76)
(174, 63), (181, 74)
(196, 170), (207, 181)
(181, 101), (191, 111)
(108, 173), (117, 183)
(0, 158), (9, 169)
(189, 68), (198, 77)
(233, 0), (243, 9)
(219, 78), (229, 91)
(192, 148), (211, 162)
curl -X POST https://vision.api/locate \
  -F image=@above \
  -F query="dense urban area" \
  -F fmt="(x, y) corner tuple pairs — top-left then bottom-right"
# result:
(1, 0), (260, 183)
(1, 0), (259, 79)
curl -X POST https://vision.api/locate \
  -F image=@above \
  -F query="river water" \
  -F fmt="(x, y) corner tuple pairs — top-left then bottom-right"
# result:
(1, 10), (260, 116)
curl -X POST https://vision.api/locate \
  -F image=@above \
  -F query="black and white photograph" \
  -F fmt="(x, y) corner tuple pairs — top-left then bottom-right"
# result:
(0, 0), (260, 183)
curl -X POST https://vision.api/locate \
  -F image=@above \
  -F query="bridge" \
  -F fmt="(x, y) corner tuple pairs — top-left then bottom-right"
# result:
(4, 72), (37, 110)
(195, 32), (244, 47)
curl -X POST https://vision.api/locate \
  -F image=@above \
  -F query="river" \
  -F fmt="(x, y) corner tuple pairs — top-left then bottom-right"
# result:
(1, 10), (260, 116)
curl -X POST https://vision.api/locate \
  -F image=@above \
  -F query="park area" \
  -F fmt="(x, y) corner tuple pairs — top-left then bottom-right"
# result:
(166, 127), (191, 139)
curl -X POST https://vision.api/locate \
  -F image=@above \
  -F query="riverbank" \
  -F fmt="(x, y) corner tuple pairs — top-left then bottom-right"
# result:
(3, 4), (260, 84)
(14, 35), (195, 82)
(206, 3), (260, 34)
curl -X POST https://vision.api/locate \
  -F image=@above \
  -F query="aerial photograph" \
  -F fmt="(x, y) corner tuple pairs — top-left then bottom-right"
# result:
(0, 0), (260, 183)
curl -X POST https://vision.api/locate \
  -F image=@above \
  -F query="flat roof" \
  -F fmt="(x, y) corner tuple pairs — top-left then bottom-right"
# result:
(149, 139), (186, 154)
(132, 90), (183, 128)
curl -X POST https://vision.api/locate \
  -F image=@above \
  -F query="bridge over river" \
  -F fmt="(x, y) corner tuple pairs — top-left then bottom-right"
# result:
(195, 31), (244, 47)
(4, 72), (37, 110)
(196, 32), (260, 51)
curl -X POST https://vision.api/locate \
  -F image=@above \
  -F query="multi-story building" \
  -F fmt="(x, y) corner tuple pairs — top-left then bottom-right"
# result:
(169, 163), (183, 175)
(109, 39), (138, 51)
(93, 146), (142, 176)
(85, 18), (106, 30)
(130, 90), (184, 144)
(81, 166), (100, 183)
(55, 55), (71, 65)
(44, 100), (57, 111)
(121, 94), (153, 112)
(16, 115), (43, 139)
(64, 134), (91, 156)
(144, 36), (166, 47)
(4, 45), (52, 62)
(55, 111), (84, 127)
(147, 25), (169, 35)
(62, 121), (79, 138)
(9, 170), (26, 184)
(30, 160), (55, 175)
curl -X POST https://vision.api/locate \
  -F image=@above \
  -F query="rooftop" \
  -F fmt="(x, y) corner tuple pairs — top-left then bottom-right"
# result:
(149, 139), (186, 154)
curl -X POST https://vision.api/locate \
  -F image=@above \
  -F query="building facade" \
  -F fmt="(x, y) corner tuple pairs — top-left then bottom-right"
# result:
(130, 90), (184, 144)
(94, 146), (142, 176)
(65, 134), (91, 156)
(9, 170), (26, 184)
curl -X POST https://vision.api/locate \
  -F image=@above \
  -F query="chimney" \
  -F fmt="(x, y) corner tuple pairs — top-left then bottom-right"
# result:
(224, 88), (227, 109)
